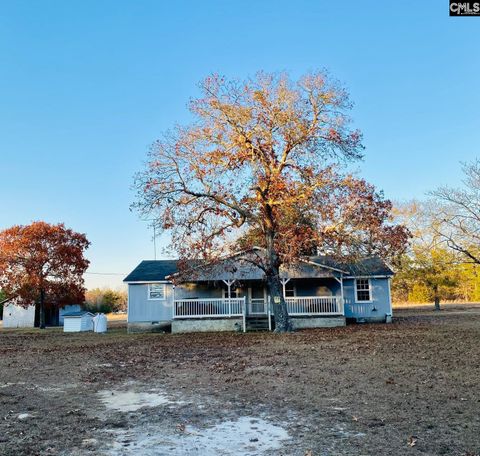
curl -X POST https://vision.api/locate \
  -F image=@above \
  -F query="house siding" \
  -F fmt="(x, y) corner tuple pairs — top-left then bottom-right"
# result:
(127, 277), (393, 327)
(175, 279), (341, 300)
(294, 278), (341, 297)
(127, 283), (174, 323)
(343, 277), (391, 321)
(175, 283), (224, 299)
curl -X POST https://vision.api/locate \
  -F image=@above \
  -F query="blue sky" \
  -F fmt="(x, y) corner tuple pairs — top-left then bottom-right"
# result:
(1, 1), (479, 289)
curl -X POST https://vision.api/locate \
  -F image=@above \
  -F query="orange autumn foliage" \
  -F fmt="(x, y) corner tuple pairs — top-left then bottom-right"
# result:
(0, 221), (90, 327)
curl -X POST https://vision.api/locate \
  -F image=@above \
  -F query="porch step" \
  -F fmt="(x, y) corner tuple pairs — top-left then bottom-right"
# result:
(246, 317), (270, 332)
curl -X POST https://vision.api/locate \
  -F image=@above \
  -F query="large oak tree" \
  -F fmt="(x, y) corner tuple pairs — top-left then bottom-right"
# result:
(0, 221), (90, 328)
(134, 72), (408, 332)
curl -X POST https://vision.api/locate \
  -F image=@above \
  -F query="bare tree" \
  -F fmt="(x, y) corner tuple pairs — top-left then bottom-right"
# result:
(431, 160), (480, 265)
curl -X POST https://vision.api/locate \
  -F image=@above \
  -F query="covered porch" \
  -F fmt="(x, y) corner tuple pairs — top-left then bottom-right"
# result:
(173, 285), (344, 318)
(169, 253), (346, 332)
(172, 276), (345, 332)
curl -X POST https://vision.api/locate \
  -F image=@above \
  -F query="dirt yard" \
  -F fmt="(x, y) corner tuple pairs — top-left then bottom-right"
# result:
(1, 307), (479, 456)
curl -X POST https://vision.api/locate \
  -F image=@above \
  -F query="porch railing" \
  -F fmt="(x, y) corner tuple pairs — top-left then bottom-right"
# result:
(172, 296), (344, 319)
(173, 297), (245, 319)
(285, 296), (343, 316)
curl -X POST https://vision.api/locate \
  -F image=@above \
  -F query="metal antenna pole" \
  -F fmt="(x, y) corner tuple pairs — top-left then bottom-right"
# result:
(153, 224), (157, 260)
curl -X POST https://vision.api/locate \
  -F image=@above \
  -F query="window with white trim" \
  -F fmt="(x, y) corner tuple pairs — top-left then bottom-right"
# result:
(284, 283), (295, 297)
(148, 283), (166, 300)
(355, 279), (372, 302)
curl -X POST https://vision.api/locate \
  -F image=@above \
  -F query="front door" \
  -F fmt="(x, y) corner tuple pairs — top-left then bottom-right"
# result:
(248, 286), (267, 315)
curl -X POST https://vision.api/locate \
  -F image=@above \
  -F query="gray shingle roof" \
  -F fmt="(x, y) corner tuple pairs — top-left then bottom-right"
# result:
(310, 256), (393, 276)
(124, 256), (393, 282)
(123, 260), (179, 282)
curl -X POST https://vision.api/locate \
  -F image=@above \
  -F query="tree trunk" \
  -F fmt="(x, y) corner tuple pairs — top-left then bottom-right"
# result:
(266, 267), (291, 332)
(433, 285), (440, 311)
(264, 227), (291, 332)
(39, 288), (46, 329)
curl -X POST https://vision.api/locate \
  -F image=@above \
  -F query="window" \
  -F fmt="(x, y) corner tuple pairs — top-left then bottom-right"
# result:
(356, 279), (372, 302)
(148, 283), (166, 300)
(284, 283), (295, 297)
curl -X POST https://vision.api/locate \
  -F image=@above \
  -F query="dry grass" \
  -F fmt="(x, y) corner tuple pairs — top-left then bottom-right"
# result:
(1, 306), (479, 455)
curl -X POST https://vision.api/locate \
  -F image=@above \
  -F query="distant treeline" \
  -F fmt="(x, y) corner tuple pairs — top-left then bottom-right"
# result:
(392, 260), (480, 304)
(84, 288), (127, 314)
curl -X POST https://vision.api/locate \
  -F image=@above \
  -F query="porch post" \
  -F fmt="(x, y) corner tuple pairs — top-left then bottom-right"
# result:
(280, 278), (290, 298)
(243, 296), (247, 333)
(222, 279), (235, 315)
(268, 299), (272, 331)
(172, 284), (176, 318)
(340, 273), (344, 315)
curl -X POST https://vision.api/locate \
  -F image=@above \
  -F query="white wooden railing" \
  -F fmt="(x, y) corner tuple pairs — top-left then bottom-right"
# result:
(172, 296), (343, 319)
(285, 296), (343, 316)
(173, 297), (245, 319)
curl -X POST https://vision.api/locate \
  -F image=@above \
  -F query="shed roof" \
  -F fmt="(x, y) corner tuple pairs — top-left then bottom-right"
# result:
(62, 311), (94, 318)
(124, 255), (393, 282)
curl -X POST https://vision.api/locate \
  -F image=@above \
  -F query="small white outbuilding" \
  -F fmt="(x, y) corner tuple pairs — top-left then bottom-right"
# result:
(63, 311), (94, 332)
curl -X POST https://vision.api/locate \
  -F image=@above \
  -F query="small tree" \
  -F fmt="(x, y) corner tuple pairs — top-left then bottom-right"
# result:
(134, 72), (409, 331)
(0, 221), (90, 328)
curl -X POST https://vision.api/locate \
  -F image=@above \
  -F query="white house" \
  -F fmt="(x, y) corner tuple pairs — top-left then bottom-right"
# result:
(2, 302), (82, 329)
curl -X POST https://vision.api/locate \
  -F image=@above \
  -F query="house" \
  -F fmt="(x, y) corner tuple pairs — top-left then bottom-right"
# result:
(2, 301), (82, 328)
(124, 249), (394, 333)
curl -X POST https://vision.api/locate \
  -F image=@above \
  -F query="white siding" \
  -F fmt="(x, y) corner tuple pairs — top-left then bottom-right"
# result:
(81, 315), (93, 331)
(63, 315), (93, 332)
(128, 283), (175, 323)
(3, 304), (35, 328)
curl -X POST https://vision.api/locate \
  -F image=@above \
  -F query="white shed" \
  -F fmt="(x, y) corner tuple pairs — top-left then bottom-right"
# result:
(63, 311), (94, 332)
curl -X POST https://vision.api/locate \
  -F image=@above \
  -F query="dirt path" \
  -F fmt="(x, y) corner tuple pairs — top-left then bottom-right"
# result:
(1, 308), (479, 455)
